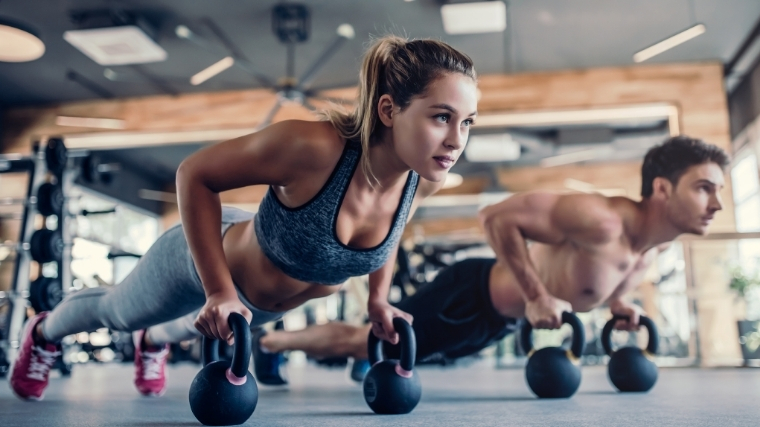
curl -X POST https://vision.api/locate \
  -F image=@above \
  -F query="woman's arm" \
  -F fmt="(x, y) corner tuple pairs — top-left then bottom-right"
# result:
(177, 120), (338, 342)
(366, 177), (443, 343)
(367, 247), (413, 344)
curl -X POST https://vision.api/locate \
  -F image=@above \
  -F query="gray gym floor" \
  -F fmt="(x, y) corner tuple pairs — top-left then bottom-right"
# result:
(1, 361), (759, 426)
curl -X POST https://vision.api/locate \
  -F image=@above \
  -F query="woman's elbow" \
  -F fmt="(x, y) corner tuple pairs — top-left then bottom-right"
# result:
(175, 158), (201, 194)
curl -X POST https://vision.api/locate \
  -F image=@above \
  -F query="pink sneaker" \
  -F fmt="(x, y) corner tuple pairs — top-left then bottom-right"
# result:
(132, 329), (169, 397)
(10, 312), (62, 401)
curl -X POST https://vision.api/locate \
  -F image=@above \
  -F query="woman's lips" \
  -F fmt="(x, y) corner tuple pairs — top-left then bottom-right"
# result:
(434, 156), (454, 169)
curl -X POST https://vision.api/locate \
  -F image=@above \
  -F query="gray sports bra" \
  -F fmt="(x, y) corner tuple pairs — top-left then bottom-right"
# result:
(254, 140), (420, 285)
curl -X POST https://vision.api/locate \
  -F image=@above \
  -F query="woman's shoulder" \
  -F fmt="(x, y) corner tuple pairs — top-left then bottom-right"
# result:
(271, 119), (348, 171)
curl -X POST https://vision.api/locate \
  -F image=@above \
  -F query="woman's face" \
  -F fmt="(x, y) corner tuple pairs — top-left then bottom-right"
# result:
(388, 73), (478, 182)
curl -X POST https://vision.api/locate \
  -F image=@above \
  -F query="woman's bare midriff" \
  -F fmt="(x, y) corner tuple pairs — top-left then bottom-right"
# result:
(222, 219), (341, 312)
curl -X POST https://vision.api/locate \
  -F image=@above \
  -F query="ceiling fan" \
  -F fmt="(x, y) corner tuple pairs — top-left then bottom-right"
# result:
(175, 3), (356, 129)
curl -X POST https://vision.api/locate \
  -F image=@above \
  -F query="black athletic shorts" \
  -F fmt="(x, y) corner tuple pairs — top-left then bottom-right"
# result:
(384, 258), (519, 363)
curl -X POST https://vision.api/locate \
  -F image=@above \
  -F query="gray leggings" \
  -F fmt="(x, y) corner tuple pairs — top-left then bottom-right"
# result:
(41, 207), (285, 345)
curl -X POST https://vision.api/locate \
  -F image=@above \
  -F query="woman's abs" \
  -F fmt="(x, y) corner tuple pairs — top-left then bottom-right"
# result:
(222, 220), (341, 311)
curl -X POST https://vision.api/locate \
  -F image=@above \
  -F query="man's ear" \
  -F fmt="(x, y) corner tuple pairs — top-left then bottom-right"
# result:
(651, 177), (673, 200)
(377, 94), (395, 127)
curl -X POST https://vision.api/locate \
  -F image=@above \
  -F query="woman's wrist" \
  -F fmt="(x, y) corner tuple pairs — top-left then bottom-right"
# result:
(204, 284), (238, 299)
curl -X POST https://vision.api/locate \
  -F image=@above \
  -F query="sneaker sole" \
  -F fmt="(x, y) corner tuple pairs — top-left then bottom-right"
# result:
(10, 384), (45, 401)
(9, 314), (49, 402)
(138, 388), (166, 397)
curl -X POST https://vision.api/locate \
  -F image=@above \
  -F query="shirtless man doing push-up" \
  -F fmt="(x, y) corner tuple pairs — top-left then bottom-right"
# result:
(253, 136), (727, 384)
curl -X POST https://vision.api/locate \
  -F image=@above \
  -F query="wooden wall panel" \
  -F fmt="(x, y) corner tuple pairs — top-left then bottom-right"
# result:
(1, 87), (356, 154)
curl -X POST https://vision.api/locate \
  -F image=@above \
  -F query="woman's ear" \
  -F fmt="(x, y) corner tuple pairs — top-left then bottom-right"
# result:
(377, 94), (395, 127)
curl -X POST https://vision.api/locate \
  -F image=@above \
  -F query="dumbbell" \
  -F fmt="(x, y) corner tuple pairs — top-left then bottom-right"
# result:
(29, 276), (64, 312)
(36, 183), (64, 217)
(0, 276), (64, 316)
(0, 229), (64, 263)
(45, 138), (68, 176)
(520, 312), (586, 398)
(0, 182), (64, 217)
(601, 315), (659, 392)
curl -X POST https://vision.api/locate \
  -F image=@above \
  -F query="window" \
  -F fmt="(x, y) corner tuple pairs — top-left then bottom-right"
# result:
(732, 153), (760, 232)
(731, 153), (760, 319)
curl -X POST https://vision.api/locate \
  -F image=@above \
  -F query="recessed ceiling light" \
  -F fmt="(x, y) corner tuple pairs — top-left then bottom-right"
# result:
(336, 24), (355, 39)
(440, 1), (507, 35)
(633, 23), (706, 63)
(0, 18), (45, 62)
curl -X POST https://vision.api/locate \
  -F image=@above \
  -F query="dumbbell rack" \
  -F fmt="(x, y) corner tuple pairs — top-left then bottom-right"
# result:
(0, 138), (73, 375)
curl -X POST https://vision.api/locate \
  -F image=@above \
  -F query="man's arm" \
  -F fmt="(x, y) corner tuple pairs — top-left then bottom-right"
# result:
(478, 192), (622, 328)
(606, 246), (663, 330)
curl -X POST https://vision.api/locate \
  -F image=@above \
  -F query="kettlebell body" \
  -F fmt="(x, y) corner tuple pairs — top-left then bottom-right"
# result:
(525, 347), (581, 398)
(363, 359), (421, 414)
(520, 312), (586, 399)
(602, 315), (659, 393)
(189, 313), (258, 426)
(363, 318), (421, 414)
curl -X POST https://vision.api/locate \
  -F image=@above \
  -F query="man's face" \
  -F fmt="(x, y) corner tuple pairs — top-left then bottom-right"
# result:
(665, 162), (725, 235)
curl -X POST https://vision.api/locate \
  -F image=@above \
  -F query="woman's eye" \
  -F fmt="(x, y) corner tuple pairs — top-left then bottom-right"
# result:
(435, 114), (450, 123)
(463, 119), (474, 127)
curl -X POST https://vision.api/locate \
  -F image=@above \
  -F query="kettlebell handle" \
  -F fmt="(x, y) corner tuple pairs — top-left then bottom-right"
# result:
(601, 315), (658, 356)
(367, 317), (416, 372)
(520, 311), (585, 359)
(201, 312), (252, 379)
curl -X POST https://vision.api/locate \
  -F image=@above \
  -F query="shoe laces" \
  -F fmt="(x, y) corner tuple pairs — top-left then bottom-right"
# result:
(140, 348), (168, 380)
(28, 346), (61, 382)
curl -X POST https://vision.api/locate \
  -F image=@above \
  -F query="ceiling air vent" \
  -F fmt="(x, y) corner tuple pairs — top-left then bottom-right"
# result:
(64, 9), (166, 66)
(64, 25), (166, 65)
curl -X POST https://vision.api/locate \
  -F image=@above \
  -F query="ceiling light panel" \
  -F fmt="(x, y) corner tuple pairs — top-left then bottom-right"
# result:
(440, 1), (507, 35)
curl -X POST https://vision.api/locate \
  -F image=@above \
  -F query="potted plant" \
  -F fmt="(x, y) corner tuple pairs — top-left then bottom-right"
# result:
(729, 265), (760, 363)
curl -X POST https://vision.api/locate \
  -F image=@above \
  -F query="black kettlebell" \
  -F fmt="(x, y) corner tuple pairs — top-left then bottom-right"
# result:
(189, 313), (258, 426)
(602, 315), (659, 392)
(363, 318), (421, 414)
(520, 311), (586, 398)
